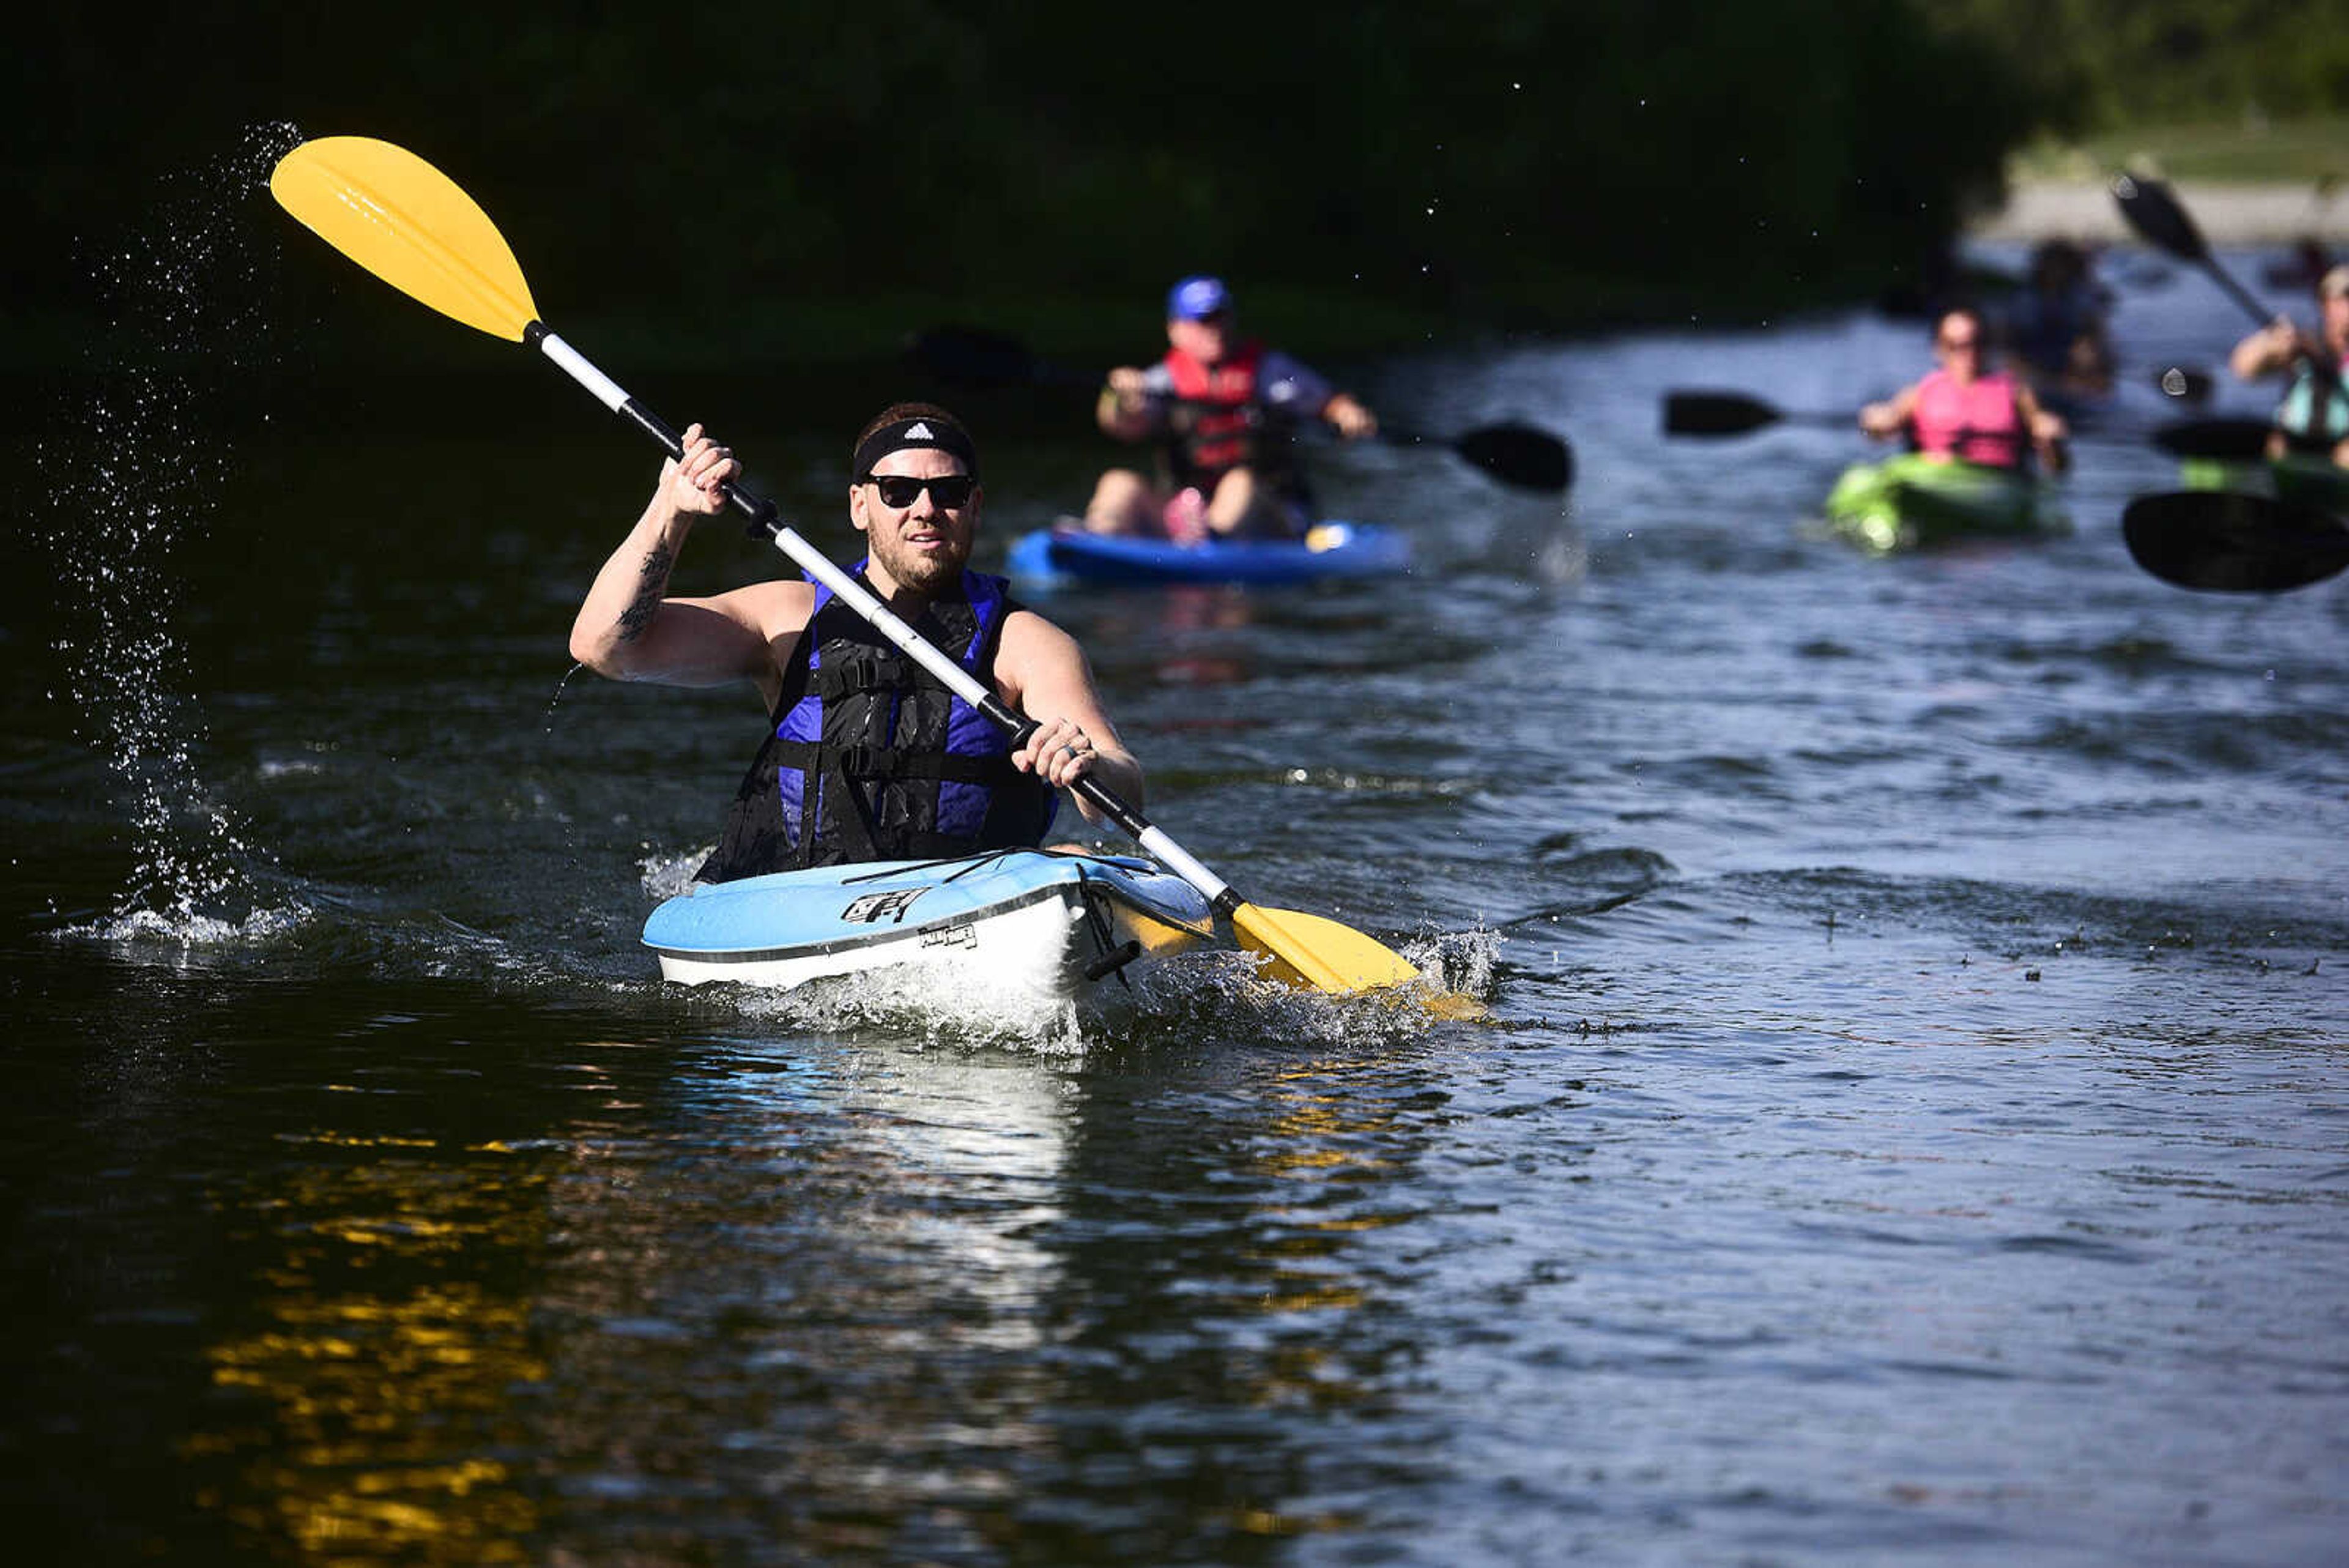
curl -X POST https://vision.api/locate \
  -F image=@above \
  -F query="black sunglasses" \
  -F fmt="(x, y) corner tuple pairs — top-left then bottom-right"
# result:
(861, 473), (976, 509)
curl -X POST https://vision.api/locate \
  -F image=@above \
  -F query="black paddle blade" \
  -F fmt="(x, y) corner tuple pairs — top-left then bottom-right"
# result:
(2112, 173), (2210, 264)
(1661, 390), (1782, 437)
(2121, 490), (2349, 593)
(1452, 421), (1574, 491)
(2151, 417), (2277, 462)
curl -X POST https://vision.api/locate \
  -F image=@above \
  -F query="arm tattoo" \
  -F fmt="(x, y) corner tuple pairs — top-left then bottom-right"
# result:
(615, 543), (673, 643)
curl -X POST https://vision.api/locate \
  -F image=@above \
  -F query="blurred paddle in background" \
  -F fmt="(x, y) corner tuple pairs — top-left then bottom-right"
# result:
(2112, 173), (2282, 329)
(2150, 417), (2279, 462)
(1660, 389), (1855, 437)
(2115, 171), (2344, 397)
(2121, 491), (2349, 593)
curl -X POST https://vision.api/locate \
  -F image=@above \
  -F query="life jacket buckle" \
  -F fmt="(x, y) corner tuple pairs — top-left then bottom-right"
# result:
(817, 656), (908, 697)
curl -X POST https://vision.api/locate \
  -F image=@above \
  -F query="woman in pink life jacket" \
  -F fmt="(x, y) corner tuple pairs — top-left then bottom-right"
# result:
(1085, 275), (1379, 543)
(1858, 307), (2068, 471)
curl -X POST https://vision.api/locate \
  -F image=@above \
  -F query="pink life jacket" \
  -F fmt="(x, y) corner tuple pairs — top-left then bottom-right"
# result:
(1910, 368), (2025, 467)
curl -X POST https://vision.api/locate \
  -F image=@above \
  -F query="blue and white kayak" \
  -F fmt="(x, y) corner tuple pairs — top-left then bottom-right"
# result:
(642, 849), (1215, 997)
(1006, 521), (1411, 586)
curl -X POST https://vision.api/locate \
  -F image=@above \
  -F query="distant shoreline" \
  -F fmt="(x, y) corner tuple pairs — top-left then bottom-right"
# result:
(1971, 179), (2348, 243)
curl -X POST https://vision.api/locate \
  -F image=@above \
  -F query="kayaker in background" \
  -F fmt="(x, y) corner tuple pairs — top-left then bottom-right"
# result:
(571, 403), (1145, 879)
(2002, 239), (2114, 407)
(2260, 235), (2334, 292)
(2226, 263), (2349, 466)
(1085, 275), (1379, 543)
(1858, 307), (2069, 471)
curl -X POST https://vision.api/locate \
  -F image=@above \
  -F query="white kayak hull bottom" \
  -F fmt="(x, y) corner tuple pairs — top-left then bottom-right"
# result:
(642, 849), (1217, 1003)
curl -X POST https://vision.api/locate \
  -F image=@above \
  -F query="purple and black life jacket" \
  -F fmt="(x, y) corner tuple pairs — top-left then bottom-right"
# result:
(696, 568), (1056, 879)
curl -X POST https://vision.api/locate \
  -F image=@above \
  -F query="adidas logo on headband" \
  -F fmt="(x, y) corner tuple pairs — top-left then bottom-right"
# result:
(852, 409), (981, 479)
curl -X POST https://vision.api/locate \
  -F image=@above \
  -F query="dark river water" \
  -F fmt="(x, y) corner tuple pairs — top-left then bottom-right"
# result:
(4, 150), (2345, 1566)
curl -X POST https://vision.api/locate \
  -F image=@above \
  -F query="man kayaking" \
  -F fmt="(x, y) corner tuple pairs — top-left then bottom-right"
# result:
(2227, 263), (2349, 466)
(2002, 239), (2114, 406)
(1858, 307), (2069, 470)
(1085, 275), (1379, 543)
(571, 403), (1143, 879)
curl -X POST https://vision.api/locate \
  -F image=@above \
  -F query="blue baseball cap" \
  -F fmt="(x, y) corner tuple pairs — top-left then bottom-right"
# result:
(1167, 275), (1231, 321)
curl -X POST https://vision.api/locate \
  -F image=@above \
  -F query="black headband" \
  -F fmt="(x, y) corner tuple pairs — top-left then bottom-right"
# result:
(853, 415), (980, 480)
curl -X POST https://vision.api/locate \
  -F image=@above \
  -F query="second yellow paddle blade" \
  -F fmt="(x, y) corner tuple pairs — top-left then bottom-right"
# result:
(270, 136), (538, 342)
(1232, 902), (1420, 994)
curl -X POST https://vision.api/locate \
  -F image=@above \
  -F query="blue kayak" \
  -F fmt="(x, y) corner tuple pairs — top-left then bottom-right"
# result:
(1006, 521), (1411, 586)
(642, 848), (1215, 997)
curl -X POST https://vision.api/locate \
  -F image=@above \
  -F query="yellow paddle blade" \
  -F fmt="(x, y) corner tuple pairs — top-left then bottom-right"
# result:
(270, 136), (538, 341)
(1231, 902), (1421, 994)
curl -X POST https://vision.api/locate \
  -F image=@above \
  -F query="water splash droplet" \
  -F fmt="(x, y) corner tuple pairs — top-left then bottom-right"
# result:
(34, 124), (312, 945)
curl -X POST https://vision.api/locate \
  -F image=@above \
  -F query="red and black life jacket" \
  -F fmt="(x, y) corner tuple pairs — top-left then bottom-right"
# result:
(1160, 340), (1308, 502)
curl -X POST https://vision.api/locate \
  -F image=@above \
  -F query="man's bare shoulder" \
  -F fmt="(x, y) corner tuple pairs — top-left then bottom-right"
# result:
(996, 606), (1091, 692)
(697, 576), (820, 640)
(998, 606), (1081, 659)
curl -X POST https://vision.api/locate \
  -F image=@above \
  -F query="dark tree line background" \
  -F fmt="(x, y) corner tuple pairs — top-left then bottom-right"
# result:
(8, 1), (2340, 367)
(1940, 0), (2349, 128)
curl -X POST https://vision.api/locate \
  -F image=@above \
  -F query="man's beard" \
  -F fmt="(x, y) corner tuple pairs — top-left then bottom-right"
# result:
(874, 534), (967, 594)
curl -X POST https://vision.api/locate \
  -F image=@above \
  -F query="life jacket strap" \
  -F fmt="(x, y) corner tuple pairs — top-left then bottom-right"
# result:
(766, 739), (1010, 785)
(811, 656), (913, 697)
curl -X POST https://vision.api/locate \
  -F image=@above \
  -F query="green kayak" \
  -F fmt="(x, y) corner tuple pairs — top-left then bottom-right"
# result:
(2179, 453), (2349, 514)
(1822, 453), (2068, 554)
